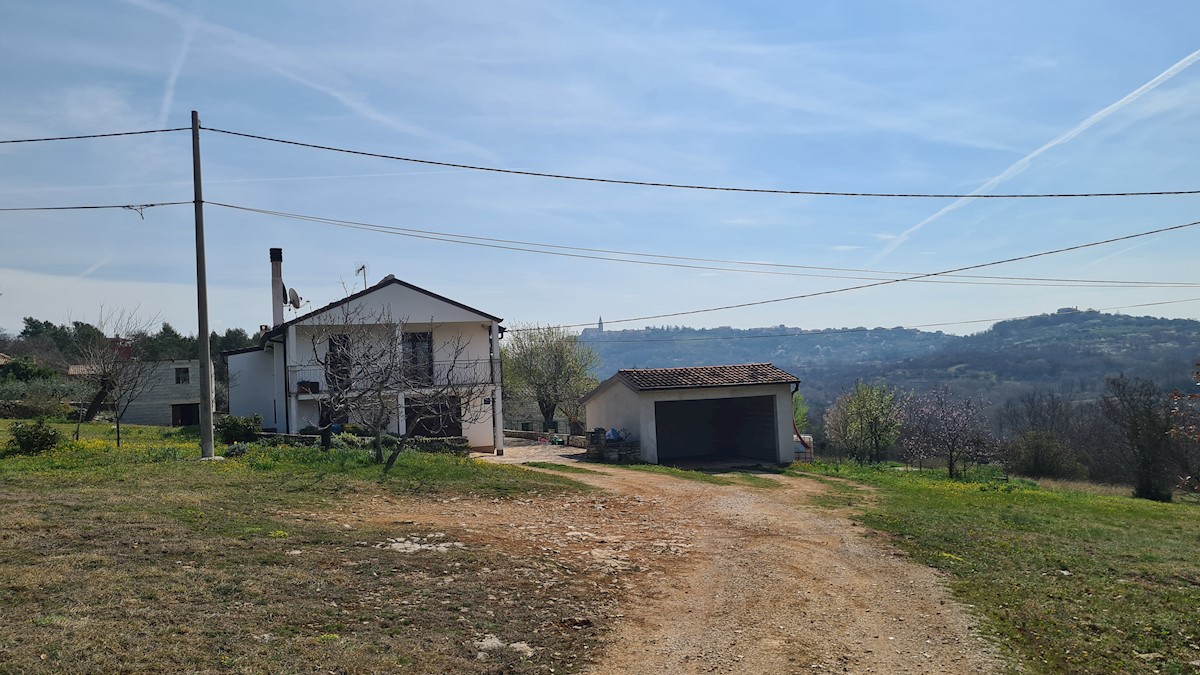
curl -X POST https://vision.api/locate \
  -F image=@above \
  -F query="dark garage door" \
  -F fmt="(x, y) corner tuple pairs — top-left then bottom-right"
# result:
(654, 395), (778, 462)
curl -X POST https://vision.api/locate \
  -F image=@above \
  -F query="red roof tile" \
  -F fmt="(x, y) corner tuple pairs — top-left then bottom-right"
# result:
(616, 363), (799, 391)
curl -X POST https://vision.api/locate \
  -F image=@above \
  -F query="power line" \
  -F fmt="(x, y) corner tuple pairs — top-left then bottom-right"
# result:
(0, 201), (191, 213)
(201, 126), (1200, 199)
(577, 297), (1200, 343)
(525, 217), (1200, 329)
(0, 128), (189, 144)
(208, 202), (1200, 289)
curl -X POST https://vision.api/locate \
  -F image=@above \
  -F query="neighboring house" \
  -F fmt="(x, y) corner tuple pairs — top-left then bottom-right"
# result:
(503, 396), (572, 433)
(68, 359), (204, 426)
(0, 353), (11, 366)
(583, 363), (800, 464)
(225, 249), (505, 452)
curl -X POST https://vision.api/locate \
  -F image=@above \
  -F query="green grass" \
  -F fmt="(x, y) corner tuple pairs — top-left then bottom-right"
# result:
(725, 471), (783, 488)
(609, 463), (736, 485)
(523, 461), (605, 475)
(0, 421), (603, 673)
(788, 461), (1200, 674)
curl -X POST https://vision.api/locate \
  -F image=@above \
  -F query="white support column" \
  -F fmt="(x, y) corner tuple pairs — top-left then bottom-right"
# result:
(490, 322), (505, 455)
(285, 327), (299, 433)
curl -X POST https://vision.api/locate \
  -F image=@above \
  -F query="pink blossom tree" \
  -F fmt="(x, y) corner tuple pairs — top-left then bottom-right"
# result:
(901, 387), (996, 478)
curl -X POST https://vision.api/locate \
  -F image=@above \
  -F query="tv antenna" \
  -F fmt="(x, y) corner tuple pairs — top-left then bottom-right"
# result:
(355, 262), (368, 289)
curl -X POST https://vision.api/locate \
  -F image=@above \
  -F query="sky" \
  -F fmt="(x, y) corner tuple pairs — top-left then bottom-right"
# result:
(2, 0), (1200, 338)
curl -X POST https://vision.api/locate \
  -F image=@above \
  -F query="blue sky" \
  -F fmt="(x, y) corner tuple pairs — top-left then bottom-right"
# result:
(2, 0), (1200, 337)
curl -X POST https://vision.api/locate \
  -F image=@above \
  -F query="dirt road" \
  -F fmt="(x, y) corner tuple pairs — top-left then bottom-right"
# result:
(357, 446), (1001, 673)
(561, 467), (1000, 674)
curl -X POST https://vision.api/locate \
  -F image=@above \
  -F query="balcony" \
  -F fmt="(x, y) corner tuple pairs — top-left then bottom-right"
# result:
(287, 359), (495, 399)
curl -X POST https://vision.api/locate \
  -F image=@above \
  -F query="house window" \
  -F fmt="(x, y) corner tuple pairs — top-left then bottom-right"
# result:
(175, 367), (190, 384)
(402, 331), (434, 386)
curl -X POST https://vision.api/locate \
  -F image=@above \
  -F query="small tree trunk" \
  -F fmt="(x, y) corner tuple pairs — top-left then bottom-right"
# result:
(83, 387), (108, 422)
(115, 417), (122, 448)
(539, 401), (557, 433)
(75, 402), (84, 441)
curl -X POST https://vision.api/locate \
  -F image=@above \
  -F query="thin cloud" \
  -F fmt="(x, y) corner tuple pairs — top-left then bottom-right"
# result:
(125, 0), (493, 159)
(77, 256), (112, 279)
(156, 19), (196, 127)
(872, 45), (1200, 263)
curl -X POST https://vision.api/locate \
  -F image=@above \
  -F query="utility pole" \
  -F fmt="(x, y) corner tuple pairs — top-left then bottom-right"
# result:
(192, 110), (216, 459)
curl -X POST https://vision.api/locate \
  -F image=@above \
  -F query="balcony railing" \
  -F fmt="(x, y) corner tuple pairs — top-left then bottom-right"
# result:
(287, 359), (494, 396)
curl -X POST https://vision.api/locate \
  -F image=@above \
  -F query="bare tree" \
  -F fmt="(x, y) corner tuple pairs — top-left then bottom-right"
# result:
(1103, 375), (1175, 502)
(302, 304), (492, 465)
(72, 308), (160, 447)
(501, 324), (598, 433)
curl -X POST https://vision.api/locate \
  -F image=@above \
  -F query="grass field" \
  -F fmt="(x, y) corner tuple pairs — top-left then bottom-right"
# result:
(0, 420), (602, 674)
(788, 461), (1200, 674)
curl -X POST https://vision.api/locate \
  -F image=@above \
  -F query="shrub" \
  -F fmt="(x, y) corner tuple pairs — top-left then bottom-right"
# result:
(298, 425), (320, 436)
(0, 378), (79, 418)
(215, 414), (262, 444)
(224, 442), (252, 458)
(330, 433), (366, 449)
(1003, 431), (1087, 480)
(341, 423), (367, 437)
(404, 436), (471, 456)
(5, 419), (62, 456)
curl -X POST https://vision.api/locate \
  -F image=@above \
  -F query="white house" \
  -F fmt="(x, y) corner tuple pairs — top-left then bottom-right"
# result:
(582, 363), (799, 464)
(226, 249), (505, 452)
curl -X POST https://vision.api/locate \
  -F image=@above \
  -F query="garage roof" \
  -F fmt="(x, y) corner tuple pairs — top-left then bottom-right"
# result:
(618, 363), (799, 390)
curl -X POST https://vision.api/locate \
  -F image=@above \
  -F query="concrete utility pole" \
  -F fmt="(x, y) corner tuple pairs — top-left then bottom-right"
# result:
(192, 110), (216, 459)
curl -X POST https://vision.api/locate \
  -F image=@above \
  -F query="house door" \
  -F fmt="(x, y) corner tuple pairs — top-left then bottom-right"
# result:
(171, 403), (200, 427)
(405, 396), (463, 437)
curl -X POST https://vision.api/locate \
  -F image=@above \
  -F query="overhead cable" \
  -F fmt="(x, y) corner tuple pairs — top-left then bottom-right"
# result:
(0, 201), (191, 213)
(0, 128), (189, 144)
(207, 202), (1200, 289)
(522, 217), (1200, 329)
(577, 297), (1200, 343)
(201, 126), (1200, 199)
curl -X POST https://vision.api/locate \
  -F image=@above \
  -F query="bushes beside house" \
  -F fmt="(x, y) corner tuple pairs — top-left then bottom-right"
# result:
(215, 414), (262, 444)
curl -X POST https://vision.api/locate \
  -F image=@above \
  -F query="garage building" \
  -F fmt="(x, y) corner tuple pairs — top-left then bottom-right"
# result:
(582, 363), (800, 464)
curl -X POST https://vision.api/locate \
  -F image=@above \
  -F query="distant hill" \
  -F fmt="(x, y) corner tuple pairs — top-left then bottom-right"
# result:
(581, 310), (1200, 411)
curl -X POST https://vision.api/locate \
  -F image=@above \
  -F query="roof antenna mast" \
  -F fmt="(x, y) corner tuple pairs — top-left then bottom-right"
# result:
(355, 263), (368, 290)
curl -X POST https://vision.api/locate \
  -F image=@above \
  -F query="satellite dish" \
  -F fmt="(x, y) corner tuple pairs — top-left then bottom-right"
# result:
(288, 287), (302, 309)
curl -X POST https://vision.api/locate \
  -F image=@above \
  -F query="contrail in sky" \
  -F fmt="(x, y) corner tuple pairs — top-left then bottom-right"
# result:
(156, 20), (196, 128)
(873, 46), (1200, 263)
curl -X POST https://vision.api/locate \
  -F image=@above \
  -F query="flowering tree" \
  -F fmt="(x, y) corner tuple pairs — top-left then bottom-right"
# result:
(901, 387), (996, 478)
(1168, 363), (1200, 494)
(502, 324), (598, 434)
(823, 381), (905, 464)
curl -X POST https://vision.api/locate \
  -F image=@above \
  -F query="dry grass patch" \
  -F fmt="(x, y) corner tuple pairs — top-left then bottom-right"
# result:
(0, 423), (609, 674)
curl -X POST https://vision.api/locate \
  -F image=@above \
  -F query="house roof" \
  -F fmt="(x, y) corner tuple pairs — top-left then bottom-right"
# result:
(584, 363), (799, 402)
(257, 275), (502, 347)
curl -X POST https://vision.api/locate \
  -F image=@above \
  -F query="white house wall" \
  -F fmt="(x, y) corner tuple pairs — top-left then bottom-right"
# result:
(287, 315), (496, 446)
(584, 381), (642, 441)
(294, 283), (495, 328)
(228, 351), (276, 425)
